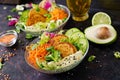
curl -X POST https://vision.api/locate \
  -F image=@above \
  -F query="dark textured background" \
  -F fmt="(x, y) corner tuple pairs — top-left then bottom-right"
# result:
(0, 0), (120, 80)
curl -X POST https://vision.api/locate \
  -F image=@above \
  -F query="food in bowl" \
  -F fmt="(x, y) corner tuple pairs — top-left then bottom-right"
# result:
(16, 0), (70, 36)
(25, 28), (89, 74)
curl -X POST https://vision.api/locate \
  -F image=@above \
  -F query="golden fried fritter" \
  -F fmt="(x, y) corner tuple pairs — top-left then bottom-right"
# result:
(49, 34), (68, 46)
(26, 8), (48, 26)
(54, 42), (77, 58)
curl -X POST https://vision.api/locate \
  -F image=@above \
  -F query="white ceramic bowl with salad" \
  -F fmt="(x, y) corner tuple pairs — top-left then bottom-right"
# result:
(16, 0), (70, 36)
(25, 28), (89, 74)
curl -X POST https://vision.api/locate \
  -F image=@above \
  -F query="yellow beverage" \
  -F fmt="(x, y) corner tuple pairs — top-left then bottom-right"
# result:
(66, 0), (91, 21)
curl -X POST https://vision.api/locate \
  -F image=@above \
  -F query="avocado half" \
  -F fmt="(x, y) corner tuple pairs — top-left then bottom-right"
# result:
(84, 24), (117, 44)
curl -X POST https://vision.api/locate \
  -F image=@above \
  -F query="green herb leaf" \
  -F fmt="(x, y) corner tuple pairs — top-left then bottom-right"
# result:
(15, 22), (25, 33)
(26, 33), (33, 39)
(88, 55), (96, 62)
(44, 14), (51, 18)
(38, 32), (50, 45)
(15, 27), (21, 33)
(114, 51), (120, 59)
(46, 46), (61, 62)
(0, 62), (3, 69)
(11, 8), (17, 12)
(36, 7), (40, 12)
(32, 4), (40, 12)
(48, 22), (56, 31)
(6, 15), (12, 20)
(62, 18), (67, 22)
(19, 10), (29, 23)
(46, 46), (54, 51)
(53, 50), (61, 61)
(46, 54), (54, 61)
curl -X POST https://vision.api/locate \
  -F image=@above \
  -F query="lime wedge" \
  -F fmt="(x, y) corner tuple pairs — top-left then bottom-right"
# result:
(92, 12), (111, 25)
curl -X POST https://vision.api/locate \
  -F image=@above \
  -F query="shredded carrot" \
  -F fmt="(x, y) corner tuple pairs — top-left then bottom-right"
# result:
(26, 43), (51, 68)
(50, 7), (68, 20)
(26, 44), (38, 68)
(35, 43), (51, 60)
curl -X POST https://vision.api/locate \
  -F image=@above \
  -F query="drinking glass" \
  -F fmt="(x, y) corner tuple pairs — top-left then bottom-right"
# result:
(66, 0), (92, 21)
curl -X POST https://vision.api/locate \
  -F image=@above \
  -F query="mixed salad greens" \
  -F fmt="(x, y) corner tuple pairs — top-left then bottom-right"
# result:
(25, 28), (89, 71)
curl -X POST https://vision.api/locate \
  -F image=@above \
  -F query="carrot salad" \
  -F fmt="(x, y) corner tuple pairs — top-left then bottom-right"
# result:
(50, 8), (68, 20)
(26, 43), (51, 68)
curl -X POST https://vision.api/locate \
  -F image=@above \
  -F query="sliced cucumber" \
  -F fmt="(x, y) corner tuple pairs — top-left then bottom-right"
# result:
(71, 31), (85, 39)
(65, 28), (88, 53)
(69, 31), (85, 43)
(75, 38), (88, 53)
(65, 28), (80, 37)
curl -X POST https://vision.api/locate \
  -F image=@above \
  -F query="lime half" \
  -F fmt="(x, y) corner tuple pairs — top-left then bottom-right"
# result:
(92, 12), (111, 25)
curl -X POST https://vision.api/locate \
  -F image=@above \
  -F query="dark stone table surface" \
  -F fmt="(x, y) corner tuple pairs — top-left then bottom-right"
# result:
(0, 0), (120, 80)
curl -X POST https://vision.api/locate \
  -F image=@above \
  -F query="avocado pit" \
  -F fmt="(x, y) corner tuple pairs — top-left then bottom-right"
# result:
(96, 26), (111, 39)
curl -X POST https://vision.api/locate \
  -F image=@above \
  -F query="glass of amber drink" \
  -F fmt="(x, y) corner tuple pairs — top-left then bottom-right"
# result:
(66, 0), (91, 21)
